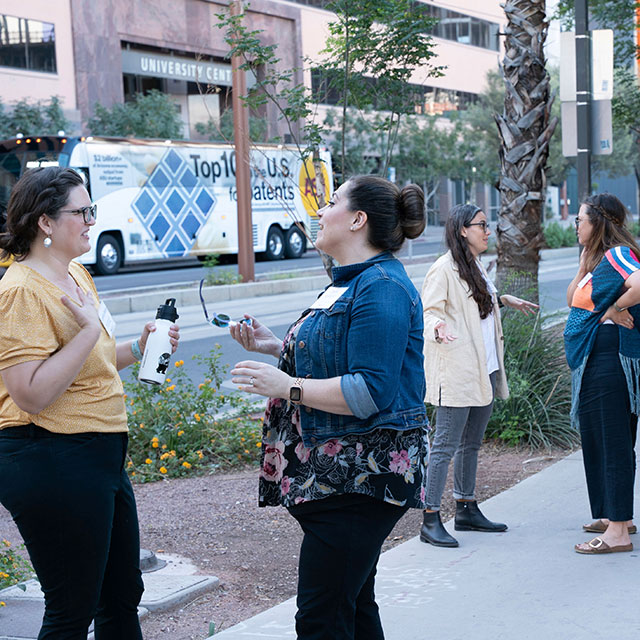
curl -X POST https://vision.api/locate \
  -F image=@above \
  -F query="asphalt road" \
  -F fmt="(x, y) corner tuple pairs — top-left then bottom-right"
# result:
(119, 249), (579, 394)
(93, 236), (446, 292)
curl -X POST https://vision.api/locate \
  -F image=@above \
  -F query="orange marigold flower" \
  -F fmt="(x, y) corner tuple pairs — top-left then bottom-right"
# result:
(152, 441), (159, 448)
(145, 458), (152, 465)
(159, 467), (168, 474)
(175, 360), (184, 368)
(193, 413), (201, 422)
(182, 461), (192, 469)
(178, 430), (184, 436)
(256, 442), (262, 448)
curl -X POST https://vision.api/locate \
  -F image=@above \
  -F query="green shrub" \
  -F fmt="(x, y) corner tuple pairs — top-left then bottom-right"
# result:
(202, 254), (243, 286)
(123, 347), (262, 482)
(544, 221), (575, 249)
(486, 311), (578, 449)
(0, 539), (32, 593)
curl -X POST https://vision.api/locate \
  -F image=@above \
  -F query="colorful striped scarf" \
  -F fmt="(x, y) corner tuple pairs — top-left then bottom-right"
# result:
(564, 246), (640, 425)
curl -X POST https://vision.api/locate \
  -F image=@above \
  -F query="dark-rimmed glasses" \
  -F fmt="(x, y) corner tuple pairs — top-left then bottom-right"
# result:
(199, 279), (252, 328)
(59, 204), (97, 224)
(466, 221), (489, 232)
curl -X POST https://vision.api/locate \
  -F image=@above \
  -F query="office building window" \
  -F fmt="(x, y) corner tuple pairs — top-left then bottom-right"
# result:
(423, 5), (499, 51)
(0, 14), (57, 73)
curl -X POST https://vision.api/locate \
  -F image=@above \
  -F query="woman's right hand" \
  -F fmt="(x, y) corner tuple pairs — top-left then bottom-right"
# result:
(434, 321), (457, 344)
(61, 287), (101, 334)
(229, 315), (282, 357)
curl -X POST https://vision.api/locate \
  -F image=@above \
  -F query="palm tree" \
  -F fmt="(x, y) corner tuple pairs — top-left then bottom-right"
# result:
(495, 0), (558, 300)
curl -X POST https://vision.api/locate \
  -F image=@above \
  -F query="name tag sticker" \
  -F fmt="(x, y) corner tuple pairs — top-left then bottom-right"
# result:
(99, 301), (116, 337)
(310, 286), (349, 309)
(578, 272), (593, 289)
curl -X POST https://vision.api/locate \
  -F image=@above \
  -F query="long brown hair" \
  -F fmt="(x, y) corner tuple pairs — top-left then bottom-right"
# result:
(445, 204), (493, 319)
(580, 193), (640, 273)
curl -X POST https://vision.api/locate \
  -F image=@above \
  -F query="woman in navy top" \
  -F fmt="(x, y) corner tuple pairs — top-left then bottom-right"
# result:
(565, 193), (640, 554)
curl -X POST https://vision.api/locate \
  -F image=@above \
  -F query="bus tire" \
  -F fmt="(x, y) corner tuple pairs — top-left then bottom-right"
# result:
(284, 226), (306, 259)
(95, 234), (122, 275)
(265, 226), (285, 261)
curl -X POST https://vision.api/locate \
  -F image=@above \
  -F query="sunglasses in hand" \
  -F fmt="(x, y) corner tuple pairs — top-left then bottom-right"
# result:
(199, 279), (253, 328)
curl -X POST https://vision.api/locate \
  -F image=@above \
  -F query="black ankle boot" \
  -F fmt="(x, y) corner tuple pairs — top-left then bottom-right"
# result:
(420, 511), (459, 547)
(454, 500), (508, 532)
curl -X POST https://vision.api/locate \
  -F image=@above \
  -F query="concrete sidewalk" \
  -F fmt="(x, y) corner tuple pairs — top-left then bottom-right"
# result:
(213, 450), (640, 640)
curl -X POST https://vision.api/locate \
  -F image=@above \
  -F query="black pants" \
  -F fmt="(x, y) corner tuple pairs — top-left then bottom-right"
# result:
(289, 494), (408, 640)
(0, 425), (144, 640)
(578, 326), (637, 522)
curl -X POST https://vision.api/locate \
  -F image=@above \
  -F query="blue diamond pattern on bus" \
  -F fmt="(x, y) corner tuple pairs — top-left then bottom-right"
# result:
(195, 190), (214, 215)
(165, 234), (187, 257)
(131, 148), (217, 258)
(182, 213), (201, 239)
(165, 150), (182, 174)
(179, 168), (198, 193)
(133, 190), (156, 220)
(150, 167), (170, 194)
(166, 190), (185, 215)
(150, 212), (170, 243)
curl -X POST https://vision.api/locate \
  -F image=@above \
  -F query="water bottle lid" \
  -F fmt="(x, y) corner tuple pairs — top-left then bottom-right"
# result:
(155, 298), (179, 321)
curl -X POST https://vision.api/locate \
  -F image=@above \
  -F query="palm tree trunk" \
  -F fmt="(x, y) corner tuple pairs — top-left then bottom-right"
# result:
(496, 0), (558, 301)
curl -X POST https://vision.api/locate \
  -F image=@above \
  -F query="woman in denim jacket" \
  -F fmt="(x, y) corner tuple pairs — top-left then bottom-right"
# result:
(230, 175), (429, 640)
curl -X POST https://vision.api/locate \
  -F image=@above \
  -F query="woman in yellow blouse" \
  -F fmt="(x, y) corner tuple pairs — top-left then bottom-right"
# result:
(0, 167), (179, 639)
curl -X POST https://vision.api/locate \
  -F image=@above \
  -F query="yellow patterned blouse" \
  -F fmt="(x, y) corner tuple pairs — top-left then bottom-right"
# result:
(0, 261), (127, 433)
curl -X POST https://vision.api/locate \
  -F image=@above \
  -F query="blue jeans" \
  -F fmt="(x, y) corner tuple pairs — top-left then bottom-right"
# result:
(425, 373), (496, 511)
(0, 425), (144, 640)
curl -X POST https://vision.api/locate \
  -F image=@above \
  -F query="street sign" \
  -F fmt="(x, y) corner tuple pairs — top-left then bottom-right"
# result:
(561, 99), (613, 156)
(560, 30), (614, 101)
(560, 29), (614, 158)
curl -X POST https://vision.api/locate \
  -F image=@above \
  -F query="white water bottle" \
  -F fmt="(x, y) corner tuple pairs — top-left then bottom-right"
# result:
(138, 298), (179, 385)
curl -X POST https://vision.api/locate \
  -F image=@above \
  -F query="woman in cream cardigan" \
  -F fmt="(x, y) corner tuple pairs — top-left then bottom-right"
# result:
(419, 204), (538, 547)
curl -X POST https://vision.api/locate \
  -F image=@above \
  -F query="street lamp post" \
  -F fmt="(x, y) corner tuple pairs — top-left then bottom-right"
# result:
(575, 0), (591, 205)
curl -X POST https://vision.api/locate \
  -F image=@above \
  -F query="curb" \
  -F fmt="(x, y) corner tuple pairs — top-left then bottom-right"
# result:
(101, 259), (439, 316)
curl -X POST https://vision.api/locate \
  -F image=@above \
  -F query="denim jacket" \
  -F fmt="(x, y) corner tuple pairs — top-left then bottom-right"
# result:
(294, 252), (427, 447)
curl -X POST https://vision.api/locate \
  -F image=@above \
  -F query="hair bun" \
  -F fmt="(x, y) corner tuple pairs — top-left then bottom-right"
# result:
(398, 184), (426, 240)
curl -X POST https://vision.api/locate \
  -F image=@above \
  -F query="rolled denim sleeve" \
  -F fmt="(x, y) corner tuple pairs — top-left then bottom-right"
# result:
(345, 277), (414, 414)
(341, 372), (379, 418)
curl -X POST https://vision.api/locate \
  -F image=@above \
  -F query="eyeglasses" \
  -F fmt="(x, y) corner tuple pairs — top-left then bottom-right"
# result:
(59, 204), (97, 224)
(466, 221), (489, 232)
(199, 279), (252, 328)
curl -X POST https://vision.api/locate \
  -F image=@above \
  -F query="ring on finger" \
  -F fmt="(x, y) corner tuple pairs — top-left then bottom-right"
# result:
(250, 376), (256, 385)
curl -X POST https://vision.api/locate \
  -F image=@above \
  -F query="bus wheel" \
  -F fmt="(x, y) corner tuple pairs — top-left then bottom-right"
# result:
(284, 226), (306, 259)
(265, 226), (285, 260)
(95, 234), (122, 275)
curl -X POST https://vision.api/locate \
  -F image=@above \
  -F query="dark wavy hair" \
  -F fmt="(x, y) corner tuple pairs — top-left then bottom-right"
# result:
(445, 204), (493, 319)
(346, 175), (426, 253)
(0, 167), (84, 260)
(580, 193), (640, 273)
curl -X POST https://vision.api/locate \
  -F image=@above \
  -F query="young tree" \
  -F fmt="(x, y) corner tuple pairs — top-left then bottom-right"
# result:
(317, 0), (443, 179)
(495, 0), (558, 299)
(88, 90), (184, 139)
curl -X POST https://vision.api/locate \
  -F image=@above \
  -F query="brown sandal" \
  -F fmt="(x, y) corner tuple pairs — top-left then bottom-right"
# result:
(575, 537), (633, 554)
(582, 519), (637, 534)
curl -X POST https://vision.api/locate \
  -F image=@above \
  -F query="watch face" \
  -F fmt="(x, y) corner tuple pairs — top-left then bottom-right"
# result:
(290, 386), (302, 402)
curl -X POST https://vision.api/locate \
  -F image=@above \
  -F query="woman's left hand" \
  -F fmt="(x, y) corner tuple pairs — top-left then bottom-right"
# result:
(600, 305), (634, 329)
(139, 322), (181, 354)
(500, 295), (539, 315)
(231, 361), (291, 398)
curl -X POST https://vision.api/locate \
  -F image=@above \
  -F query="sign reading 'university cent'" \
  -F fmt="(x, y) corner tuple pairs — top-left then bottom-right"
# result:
(122, 50), (234, 86)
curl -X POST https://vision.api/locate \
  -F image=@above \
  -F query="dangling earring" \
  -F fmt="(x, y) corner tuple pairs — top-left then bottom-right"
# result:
(43, 234), (52, 248)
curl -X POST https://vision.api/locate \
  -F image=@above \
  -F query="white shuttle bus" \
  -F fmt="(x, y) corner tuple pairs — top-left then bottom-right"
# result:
(0, 135), (332, 274)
